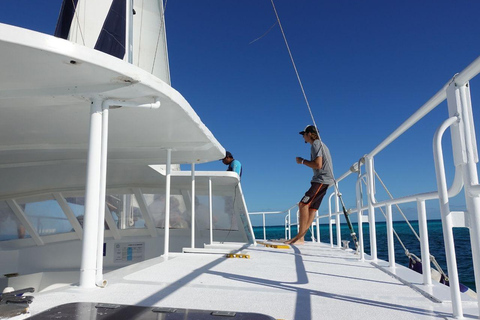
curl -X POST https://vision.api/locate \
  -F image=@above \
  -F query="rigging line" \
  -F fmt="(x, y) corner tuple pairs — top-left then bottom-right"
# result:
(374, 171), (421, 242)
(270, 0), (336, 186)
(270, 0), (316, 130)
(71, 0), (85, 46)
(137, 0), (145, 64)
(151, 0), (169, 75)
(271, 0), (357, 247)
(249, 21), (278, 45)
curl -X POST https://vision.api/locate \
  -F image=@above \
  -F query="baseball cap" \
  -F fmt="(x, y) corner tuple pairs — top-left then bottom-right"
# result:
(221, 151), (233, 160)
(299, 125), (317, 135)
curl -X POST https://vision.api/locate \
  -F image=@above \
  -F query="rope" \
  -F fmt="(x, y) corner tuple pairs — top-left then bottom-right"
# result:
(270, 0), (358, 248)
(270, 0), (316, 130)
(71, 0), (86, 45)
(368, 171), (448, 279)
(375, 171), (421, 241)
(151, 0), (169, 75)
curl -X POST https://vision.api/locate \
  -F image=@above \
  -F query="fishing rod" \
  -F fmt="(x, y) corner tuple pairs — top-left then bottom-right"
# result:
(270, 0), (358, 249)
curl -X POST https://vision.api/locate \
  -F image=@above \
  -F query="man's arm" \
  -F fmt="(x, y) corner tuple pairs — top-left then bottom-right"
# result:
(232, 161), (242, 176)
(296, 156), (322, 169)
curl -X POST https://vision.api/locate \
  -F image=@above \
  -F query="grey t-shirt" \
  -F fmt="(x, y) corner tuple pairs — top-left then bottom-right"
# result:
(311, 139), (334, 185)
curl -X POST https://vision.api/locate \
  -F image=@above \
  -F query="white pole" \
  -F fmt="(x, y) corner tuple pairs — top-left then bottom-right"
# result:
(315, 211), (320, 243)
(163, 149), (172, 259)
(209, 177), (213, 244)
(356, 176), (365, 261)
(328, 193), (334, 247)
(433, 112), (463, 318)
(458, 83), (480, 314)
(386, 204), (395, 268)
(335, 191), (341, 248)
(365, 156), (377, 261)
(79, 99), (103, 288)
(288, 209), (291, 240)
(417, 199), (432, 285)
(95, 104), (109, 287)
(191, 163), (196, 248)
(263, 213), (266, 240)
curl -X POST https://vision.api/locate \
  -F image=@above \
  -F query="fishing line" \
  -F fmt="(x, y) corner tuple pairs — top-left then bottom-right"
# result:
(270, 0), (358, 248)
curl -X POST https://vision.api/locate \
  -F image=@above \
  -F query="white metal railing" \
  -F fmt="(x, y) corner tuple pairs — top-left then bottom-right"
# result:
(249, 204), (298, 241)
(251, 56), (480, 319)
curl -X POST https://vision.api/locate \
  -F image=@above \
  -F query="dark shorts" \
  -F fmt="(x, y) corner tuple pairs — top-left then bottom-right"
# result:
(299, 182), (329, 210)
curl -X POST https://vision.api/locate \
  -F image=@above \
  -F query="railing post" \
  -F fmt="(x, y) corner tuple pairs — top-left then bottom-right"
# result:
(328, 192), (335, 247)
(417, 199), (432, 285)
(456, 82), (480, 313)
(356, 176), (365, 261)
(335, 190), (341, 248)
(385, 204), (395, 268)
(435, 82), (465, 318)
(191, 163), (196, 248)
(262, 213), (266, 240)
(365, 156), (377, 261)
(288, 209), (291, 239)
(208, 177), (213, 244)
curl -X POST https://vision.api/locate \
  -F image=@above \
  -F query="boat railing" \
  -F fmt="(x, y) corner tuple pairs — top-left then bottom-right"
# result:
(249, 204), (298, 241)
(253, 55), (480, 318)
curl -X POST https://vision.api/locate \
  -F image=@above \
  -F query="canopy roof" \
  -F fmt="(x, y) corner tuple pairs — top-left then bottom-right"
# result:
(0, 24), (225, 199)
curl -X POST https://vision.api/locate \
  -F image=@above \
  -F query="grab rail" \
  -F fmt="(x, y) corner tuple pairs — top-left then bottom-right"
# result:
(251, 55), (480, 319)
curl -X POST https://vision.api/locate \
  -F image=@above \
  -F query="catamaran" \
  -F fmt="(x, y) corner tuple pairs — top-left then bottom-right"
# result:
(1, 1), (480, 319)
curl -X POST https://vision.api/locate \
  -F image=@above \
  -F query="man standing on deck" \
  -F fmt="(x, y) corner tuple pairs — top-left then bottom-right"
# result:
(286, 125), (334, 244)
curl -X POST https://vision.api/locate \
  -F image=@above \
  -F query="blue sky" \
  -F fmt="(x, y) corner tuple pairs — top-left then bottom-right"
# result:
(2, 0), (480, 225)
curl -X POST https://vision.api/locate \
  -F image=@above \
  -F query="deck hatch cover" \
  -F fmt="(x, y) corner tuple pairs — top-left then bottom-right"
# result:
(26, 302), (276, 319)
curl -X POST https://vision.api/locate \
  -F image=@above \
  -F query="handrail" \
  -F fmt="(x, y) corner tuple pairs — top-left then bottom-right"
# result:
(249, 55), (480, 319)
(337, 55), (480, 184)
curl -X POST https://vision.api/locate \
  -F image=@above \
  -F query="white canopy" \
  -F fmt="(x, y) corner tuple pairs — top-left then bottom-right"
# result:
(0, 23), (225, 199)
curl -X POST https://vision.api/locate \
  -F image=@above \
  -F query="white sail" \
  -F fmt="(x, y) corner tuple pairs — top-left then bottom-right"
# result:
(57, 0), (170, 84)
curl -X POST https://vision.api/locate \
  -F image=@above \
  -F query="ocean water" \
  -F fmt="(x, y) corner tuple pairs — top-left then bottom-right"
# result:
(253, 219), (476, 291)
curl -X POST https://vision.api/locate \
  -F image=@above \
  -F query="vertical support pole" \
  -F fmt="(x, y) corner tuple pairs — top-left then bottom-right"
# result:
(365, 156), (377, 261)
(163, 149), (172, 259)
(335, 191), (341, 248)
(316, 211), (320, 243)
(79, 99), (103, 288)
(209, 177), (213, 244)
(262, 213), (266, 240)
(288, 209), (291, 240)
(125, 0), (133, 64)
(438, 82), (464, 318)
(417, 199), (432, 285)
(458, 83), (480, 313)
(328, 193), (334, 247)
(95, 104), (109, 287)
(191, 163), (196, 248)
(356, 177), (365, 261)
(386, 204), (395, 268)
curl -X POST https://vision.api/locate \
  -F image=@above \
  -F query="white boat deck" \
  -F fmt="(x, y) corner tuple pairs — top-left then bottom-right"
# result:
(27, 242), (479, 320)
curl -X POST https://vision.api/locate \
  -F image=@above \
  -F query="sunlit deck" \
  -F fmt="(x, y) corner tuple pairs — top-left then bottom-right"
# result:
(27, 242), (478, 320)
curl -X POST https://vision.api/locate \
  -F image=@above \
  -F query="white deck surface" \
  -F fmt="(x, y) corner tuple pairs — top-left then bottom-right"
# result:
(28, 242), (479, 320)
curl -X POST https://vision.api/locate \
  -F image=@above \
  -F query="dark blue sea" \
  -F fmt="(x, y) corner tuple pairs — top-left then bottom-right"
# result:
(253, 219), (476, 291)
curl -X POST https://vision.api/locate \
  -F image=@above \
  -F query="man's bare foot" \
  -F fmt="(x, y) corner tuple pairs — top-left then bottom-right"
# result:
(284, 238), (305, 245)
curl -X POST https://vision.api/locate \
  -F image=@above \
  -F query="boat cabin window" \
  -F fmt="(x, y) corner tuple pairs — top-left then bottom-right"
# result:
(0, 201), (28, 241)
